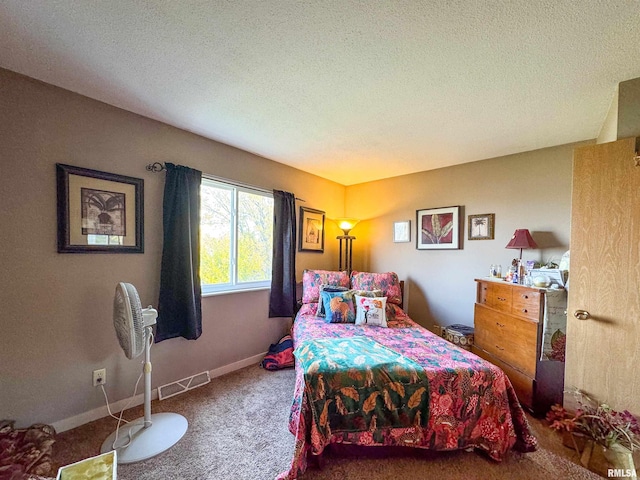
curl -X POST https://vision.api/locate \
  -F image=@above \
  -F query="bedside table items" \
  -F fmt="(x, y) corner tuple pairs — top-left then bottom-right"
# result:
(504, 265), (515, 283)
(489, 264), (502, 279)
(530, 268), (567, 288)
(533, 275), (552, 287)
(559, 250), (570, 271)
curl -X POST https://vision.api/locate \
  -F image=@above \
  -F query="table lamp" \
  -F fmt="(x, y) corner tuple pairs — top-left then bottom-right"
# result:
(505, 229), (538, 283)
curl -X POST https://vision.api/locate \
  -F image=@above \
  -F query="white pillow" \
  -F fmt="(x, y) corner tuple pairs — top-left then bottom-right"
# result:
(354, 295), (387, 327)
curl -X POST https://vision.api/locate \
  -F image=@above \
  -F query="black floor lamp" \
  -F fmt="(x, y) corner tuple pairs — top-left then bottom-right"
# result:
(336, 218), (359, 274)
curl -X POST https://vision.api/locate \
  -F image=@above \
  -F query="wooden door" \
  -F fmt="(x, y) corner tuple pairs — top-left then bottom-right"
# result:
(565, 137), (640, 415)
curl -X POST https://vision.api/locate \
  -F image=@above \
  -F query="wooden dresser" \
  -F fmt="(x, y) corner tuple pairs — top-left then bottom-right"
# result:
(472, 278), (566, 415)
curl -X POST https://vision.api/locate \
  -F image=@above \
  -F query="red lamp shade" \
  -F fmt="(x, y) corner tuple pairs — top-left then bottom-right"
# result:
(505, 229), (538, 259)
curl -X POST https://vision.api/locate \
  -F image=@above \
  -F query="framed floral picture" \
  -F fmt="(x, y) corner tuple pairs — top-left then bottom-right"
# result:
(416, 206), (461, 250)
(56, 163), (144, 253)
(298, 206), (325, 252)
(468, 213), (495, 240)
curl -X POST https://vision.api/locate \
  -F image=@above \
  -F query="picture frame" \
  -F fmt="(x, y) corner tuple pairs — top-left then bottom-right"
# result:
(56, 163), (144, 253)
(416, 206), (461, 250)
(393, 220), (411, 243)
(298, 206), (325, 252)
(468, 213), (495, 240)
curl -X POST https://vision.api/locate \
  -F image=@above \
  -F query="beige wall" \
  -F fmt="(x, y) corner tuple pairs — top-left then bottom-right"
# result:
(0, 68), (345, 428)
(0, 66), (598, 430)
(345, 143), (586, 330)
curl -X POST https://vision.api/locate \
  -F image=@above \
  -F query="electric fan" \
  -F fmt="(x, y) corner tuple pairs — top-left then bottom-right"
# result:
(100, 282), (188, 464)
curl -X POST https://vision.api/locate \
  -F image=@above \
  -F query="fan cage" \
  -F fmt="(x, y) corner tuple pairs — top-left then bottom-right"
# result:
(113, 282), (146, 359)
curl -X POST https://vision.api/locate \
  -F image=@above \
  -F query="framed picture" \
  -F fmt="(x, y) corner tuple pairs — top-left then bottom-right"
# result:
(393, 220), (411, 243)
(468, 213), (495, 240)
(298, 206), (325, 252)
(416, 206), (461, 250)
(56, 163), (144, 253)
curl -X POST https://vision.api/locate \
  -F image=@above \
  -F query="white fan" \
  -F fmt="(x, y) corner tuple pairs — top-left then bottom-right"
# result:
(100, 282), (188, 464)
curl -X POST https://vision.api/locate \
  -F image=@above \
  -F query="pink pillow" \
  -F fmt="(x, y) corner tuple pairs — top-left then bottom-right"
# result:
(350, 271), (403, 305)
(301, 269), (350, 304)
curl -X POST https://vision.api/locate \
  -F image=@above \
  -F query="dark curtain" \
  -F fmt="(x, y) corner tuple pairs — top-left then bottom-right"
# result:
(156, 162), (203, 342)
(269, 190), (297, 318)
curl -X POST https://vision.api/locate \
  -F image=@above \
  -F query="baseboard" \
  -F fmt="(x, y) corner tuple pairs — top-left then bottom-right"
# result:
(52, 351), (267, 433)
(208, 351), (267, 379)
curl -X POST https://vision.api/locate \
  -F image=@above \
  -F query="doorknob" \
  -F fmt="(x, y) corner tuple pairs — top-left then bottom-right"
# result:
(574, 310), (591, 320)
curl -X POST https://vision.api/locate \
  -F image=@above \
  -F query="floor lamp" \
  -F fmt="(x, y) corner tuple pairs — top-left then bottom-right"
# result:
(336, 218), (359, 274)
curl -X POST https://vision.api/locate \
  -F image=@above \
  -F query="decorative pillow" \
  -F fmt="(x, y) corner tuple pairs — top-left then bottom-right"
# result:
(302, 270), (350, 304)
(317, 284), (350, 317)
(351, 288), (383, 298)
(297, 303), (319, 317)
(386, 303), (409, 322)
(350, 271), (402, 305)
(321, 290), (356, 323)
(354, 295), (388, 327)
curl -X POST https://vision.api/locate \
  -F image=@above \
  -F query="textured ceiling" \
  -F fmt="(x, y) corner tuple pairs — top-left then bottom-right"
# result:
(2, 1), (640, 185)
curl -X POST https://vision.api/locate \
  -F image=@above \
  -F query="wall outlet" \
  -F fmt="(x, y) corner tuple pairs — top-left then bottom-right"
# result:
(93, 368), (106, 387)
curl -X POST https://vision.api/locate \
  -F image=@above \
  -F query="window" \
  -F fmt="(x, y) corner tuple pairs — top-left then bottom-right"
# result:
(200, 178), (274, 294)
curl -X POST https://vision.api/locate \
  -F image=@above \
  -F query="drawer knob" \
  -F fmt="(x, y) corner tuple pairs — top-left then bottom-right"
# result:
(522, 295), (529, 299)
(522, 309), (528, 313)
(496, 322), (505, 328)
(495, 345), (505, 351)
(497, 296), (506, 302)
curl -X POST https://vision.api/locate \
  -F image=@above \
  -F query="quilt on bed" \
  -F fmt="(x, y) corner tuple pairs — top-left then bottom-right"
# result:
(295, 337), (430, 439)
(277, 303), (537, 479)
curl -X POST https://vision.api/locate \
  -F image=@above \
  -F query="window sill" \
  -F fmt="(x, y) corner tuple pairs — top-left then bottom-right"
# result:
(202, 286), (271, 298)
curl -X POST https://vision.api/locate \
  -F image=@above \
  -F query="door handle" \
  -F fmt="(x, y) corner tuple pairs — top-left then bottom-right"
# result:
(574, 310), (591, 320)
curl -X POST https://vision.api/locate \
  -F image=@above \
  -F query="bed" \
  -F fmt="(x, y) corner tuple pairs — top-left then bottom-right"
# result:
(277, 270), (537, 479)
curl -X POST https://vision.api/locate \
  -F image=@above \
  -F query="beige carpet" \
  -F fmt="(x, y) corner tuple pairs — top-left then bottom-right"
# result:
(52, 365), (601, 479)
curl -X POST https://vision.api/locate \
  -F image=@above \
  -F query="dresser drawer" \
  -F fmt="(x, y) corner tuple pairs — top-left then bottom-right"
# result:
(472, 346), (534, 410)
(511, 287), (542, 321)
(474, 304), (538, 377)
(484, 282), (512, 313)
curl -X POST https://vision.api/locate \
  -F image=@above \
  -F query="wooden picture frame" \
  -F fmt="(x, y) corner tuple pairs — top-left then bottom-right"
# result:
(416, 206), (461, 250)
(298, 206), (325, 252)
(468, 213), (495, 240)
(56, 163), (144, 253)
(393, 220), (411, 243)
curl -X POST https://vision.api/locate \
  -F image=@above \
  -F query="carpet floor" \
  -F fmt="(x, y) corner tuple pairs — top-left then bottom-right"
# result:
(52, 364), (601, 479)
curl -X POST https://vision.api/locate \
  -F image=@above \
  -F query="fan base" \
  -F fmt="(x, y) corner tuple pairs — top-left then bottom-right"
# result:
(100, 412), (188, 464)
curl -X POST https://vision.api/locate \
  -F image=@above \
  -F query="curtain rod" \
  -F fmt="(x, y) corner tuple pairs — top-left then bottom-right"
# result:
(145, 162), (305, 201)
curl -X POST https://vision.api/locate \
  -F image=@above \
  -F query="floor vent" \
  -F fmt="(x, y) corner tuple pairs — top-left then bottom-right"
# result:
(158, 371), (211, 400)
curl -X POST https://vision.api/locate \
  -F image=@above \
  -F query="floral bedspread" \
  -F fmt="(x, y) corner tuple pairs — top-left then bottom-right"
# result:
(277, 304), (537, 479)
(294, 337), (430, 441)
